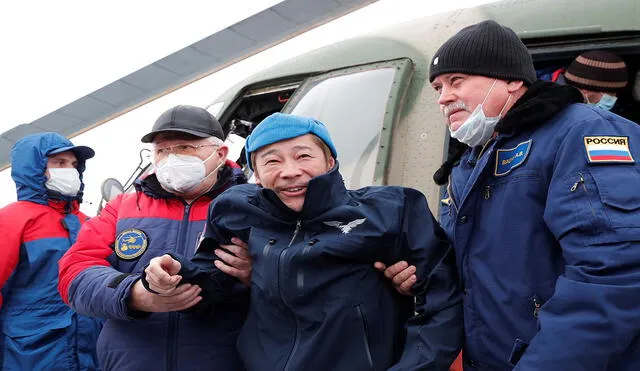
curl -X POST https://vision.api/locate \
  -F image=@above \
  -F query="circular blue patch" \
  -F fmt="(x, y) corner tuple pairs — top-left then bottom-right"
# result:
(115, 229), (148, 260)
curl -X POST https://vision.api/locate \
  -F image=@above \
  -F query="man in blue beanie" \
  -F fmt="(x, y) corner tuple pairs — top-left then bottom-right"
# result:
(143, 112), (463, 370)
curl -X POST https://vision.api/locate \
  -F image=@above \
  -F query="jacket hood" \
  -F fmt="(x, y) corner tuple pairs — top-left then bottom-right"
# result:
(11, 132), (92, 205)
(433, 81), (584, 185)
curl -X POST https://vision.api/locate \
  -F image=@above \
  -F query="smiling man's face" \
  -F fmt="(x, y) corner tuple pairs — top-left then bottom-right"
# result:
(253, 134), (335, 212)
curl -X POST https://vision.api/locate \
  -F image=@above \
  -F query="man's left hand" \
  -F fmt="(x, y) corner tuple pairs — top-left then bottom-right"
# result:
(374, 260), (417, 296)
(215, 237), (252, 287)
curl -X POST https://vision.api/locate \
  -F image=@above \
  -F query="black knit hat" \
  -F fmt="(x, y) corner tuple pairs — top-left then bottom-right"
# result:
(564, 50), (628, 92)
(429, 20), (536, 85)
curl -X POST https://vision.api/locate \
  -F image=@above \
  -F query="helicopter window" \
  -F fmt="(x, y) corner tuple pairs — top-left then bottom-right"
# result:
(282, 59), (413, 189)
(215, 82), (302, 168)
(224, 83), (300, 131)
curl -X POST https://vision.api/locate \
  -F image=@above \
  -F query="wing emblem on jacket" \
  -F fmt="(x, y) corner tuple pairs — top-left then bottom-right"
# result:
(323, 218), (367, 234)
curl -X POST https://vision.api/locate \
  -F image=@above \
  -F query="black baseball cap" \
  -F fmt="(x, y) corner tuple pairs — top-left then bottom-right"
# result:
(141, 105), (224, 143)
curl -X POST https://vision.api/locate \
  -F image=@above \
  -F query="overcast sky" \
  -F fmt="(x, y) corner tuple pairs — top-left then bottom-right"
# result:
(0, 0), (495, 215)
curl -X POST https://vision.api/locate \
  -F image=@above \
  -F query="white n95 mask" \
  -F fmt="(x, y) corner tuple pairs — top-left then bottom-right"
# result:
(45, 168), (82, 196)
(450, 80), (511, 147)
(155, 153), (222, 194)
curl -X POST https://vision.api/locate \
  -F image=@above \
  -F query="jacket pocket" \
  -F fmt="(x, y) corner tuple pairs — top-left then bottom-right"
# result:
(3, 303), (73, 337)
(589, 167), (640, 228)
(356, 305), (375, 370)
(3, 312), (74, 370)
(508, 338), (529, 366)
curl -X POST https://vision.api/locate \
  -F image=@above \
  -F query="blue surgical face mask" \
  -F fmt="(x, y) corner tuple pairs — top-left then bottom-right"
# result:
(595, 94), (617, 111)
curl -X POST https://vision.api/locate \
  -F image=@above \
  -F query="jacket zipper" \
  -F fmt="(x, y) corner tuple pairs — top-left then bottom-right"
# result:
(282, 219), (302, 371)
(288, 219), (302, 247)
(476, 138), (496, 200)
(483, 186), (491, 200)
(356, 305), (375, 369)
(446, 175), (459, 213)
(569, 174), (584, 192)
(530, 295), (542, 318)
(570, 173), (596, 217)
(166, 203), (192, 371)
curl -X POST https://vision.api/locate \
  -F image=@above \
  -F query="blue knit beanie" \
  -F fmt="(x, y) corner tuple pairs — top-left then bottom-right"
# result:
(245, 113), (337, 170)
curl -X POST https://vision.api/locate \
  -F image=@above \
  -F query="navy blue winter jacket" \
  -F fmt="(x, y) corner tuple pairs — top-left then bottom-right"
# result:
(175, 164), (463, 371)
(440, 82), (640, 370)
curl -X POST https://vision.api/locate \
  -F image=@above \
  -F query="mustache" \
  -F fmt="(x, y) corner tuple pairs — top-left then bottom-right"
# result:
(442, 101), (469, 117)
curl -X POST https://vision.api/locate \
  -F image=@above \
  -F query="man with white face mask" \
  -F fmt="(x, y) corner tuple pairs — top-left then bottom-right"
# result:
(58, 105), (251, 371)
(0, 132), (102, 370)
(380, 20), (640, 370)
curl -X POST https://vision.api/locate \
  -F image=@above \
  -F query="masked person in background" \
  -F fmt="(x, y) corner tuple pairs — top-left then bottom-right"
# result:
(564, 50), (640, 123)
(58, 105), (251, 371)
(0, 132), (102, 370)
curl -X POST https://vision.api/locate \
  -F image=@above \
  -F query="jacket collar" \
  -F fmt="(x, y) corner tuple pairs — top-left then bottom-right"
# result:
(48, 199), (80, 214)
(256, 162), (349, 222)
(135, 162), (246, 200)
(433, 81), (584, 185)
(494, 80), (584, 136)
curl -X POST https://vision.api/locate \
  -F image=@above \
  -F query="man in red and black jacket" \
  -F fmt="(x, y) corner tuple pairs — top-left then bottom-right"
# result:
(58, 105), (251, 371)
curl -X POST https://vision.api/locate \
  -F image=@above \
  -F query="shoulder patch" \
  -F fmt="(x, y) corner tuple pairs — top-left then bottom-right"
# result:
(494, 140), (532, 177)
(114, 229), (148, 260)
(584, 136), (634, 163)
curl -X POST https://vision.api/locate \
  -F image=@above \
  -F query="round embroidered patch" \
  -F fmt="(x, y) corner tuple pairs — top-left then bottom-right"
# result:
(114, 229), (148, 260)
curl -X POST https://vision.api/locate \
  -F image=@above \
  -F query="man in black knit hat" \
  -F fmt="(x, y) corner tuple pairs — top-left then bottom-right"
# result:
(564, 50), (640, 123)
(379, 20), (640, 370)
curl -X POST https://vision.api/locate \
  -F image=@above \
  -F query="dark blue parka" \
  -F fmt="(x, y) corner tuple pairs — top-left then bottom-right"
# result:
(439, 82), (640, 370)
(175, 164), (463, 371)
(0, 132), (101, 370)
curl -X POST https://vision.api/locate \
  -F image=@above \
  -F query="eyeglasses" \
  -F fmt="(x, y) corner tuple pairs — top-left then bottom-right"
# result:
(154, 144), (218, 156)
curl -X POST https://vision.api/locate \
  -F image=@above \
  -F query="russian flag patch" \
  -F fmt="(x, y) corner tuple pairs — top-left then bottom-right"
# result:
(584, 136), (634, 163)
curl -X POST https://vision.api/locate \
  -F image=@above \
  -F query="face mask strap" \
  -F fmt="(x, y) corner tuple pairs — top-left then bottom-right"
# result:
(201, 160), (225, 183)
(201, 146), (220, 164)
(498, 94), (512, 118)
(480, 79), (511, 118)
(156, 145), (220, 167)
(481, 79), (499, 106)
(199, 146), (224, 181)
